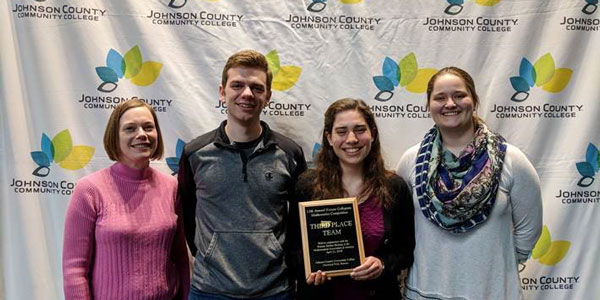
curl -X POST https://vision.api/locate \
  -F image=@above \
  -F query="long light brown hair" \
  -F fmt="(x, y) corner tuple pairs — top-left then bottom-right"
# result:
(310, 98), (393, 207)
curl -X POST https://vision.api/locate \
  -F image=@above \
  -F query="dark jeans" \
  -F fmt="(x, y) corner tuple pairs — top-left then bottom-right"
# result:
(188, 287), (291, 300)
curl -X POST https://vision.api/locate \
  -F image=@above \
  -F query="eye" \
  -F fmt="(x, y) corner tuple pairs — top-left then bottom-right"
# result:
(230, 82), (243, 89)
(354, 127), (367, 134)
(252, 85), (265, 93)
(335, 129), (347, 135)
(143, 124), (155, 131)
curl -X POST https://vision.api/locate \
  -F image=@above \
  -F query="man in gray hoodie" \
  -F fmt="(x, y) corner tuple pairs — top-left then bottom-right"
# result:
(177, 49), (307, 299)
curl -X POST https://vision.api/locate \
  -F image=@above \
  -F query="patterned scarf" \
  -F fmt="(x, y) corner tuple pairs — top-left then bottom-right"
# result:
(414, 121), (507, 233)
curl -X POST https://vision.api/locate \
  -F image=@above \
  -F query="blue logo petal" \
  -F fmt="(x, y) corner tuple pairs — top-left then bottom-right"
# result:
(41, 133), (54, 161)
(176, 139), (185, 158)
(373, 76), (395, 92)
(382, 57), (399, 87)
(166, 157), (180, 174)
(576, 162), (595, 177)
(106, 49), (125, 78)
(96, 67), (119, 83)
(31, 151), (51, 167)
(585, 143), (599, 171)
(519, 58), (536, 87)
(510, 76), (530, 92)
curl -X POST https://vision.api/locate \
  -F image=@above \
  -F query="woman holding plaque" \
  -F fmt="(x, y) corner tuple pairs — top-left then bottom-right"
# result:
(396, 67), (543, 299)
(62, 100), (189, 299)
(291, 98), (415, 299)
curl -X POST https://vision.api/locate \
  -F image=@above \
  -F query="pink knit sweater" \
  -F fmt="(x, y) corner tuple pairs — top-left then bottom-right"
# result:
(62, 162), (190, 299)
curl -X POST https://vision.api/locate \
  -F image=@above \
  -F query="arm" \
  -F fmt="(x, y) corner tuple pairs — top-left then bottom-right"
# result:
(506, 146), (543, 263)
(378, 175), (415, 276)
(62, 180), (97, 300)
(177, 148), (198, 256)
(171, 185), (190, 299)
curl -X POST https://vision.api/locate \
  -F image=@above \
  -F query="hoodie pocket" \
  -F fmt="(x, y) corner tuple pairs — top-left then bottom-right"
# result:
(202, 231), (287, 295)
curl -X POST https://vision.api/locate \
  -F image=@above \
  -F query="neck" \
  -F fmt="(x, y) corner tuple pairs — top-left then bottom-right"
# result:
(225, 119), (262, 142)
(340, 164), (364, 198)
(439, 125), (475, 156)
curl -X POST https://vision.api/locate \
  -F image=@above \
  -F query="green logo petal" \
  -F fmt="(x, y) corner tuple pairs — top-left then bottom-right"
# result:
(405, 68), (437, 93)
(52, 130), (73, 163)
(130, 61), (163, 86)
(58, 145), (95, 170)
(123, 45), (143, 79)
(272, 66), (302, 91)
(399, 53), (418, 87)
(533, 53), (556, 86)
(538, 241), (571, 265)
(340, 0), (362, 3)
(532, 225), (551, 259)
(266, 50), (281, 77)
(542, 68), (572, 93)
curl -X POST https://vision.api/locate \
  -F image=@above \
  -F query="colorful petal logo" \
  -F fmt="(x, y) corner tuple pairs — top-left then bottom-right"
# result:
(576, 142), (600, 187)
(265, 50), (302, 91)
(96, 45), (163, 93)
(444, 0), (501, 15)
(307, 0), (363, 12)
(372, 53), (437, 102)
(168, 0), (219, 9)
(509, 53), (572, 102)
(531, 225), (571, 266)
(30, 130), (95, 177)
(166, 138), (186, 175)
(583, 0), (598, 14)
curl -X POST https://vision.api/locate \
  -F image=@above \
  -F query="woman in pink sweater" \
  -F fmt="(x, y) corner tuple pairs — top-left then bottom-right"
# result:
(62, 99), (190, 299)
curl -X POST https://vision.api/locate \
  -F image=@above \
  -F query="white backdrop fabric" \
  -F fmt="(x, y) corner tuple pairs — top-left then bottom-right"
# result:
(1, 0), (599, 299)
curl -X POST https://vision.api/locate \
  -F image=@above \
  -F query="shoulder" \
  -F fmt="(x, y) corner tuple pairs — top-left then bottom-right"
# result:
(500, 143), (539, 186)
(295, 169), (316, 200)
(395, 143), (420, 181)
(269, 130), (303, 154)
(184, 128), (219, 155)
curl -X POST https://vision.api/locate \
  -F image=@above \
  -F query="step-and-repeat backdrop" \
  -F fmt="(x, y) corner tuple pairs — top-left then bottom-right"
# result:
(2, 0), (599, 299)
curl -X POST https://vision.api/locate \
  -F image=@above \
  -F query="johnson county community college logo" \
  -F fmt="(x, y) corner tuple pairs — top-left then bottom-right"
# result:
(216, 50), (311, 118)
(558, 1), (599, 31)
(520, 226), (579, 292)
(491, 53), (579, 119)
(80, 45), (174, 113)
(553, 142), (600, 205)
(30, 130), (94, 177)
(306, 0), (362, 13)
(286, 2), (380, 31)
(96, 46), (162, 93)
(370, 53), (433, 119)
(11, 2), (106, 21)
(443, 0), (500, 15)
(148, 1), (242, 27)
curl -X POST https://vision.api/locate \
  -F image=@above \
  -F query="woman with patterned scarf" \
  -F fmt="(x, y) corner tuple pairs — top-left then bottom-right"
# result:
(396, 67), (543, 300)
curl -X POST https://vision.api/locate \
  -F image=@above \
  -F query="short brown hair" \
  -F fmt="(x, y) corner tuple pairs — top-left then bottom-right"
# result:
(103, 99), (164, 161)
(221, 49), (273, 91)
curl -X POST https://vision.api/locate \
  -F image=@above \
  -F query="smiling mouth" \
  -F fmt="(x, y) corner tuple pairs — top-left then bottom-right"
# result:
(442, 111), (461, 116)
(131, 143), (152, 149)
(342, 147), (362, 154)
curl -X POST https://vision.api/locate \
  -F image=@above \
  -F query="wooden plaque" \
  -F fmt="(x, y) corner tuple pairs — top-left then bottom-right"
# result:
(298, 197), (365, 277)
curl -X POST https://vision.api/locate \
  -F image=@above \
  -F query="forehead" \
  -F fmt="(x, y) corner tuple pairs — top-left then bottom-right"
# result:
(119, 106), (154, 124)
(432, 74), (468, 92)
(226, 66), (267, 85)
(333, 110), (367, 127)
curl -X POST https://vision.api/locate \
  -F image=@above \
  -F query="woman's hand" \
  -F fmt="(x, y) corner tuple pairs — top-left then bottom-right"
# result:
(306, 270), (329, 285)
(350, 256), (384, 281)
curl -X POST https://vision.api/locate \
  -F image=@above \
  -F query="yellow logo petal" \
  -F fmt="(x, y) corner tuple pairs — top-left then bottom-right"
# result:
(542, 68), (572, 93)
(405, 68), (437, 93)
(272, 66), (302, 91)
(131, 61), (163, 86)
(532, 225), (551, 259)
(340, 0), (362, 3)
(475, 0), (501, 6)
(538, 241), (571, 265)
(58, 146), (95, 170)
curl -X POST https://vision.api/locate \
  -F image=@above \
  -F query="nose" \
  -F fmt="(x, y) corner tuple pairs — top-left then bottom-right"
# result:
(241, 86), (254, 98)
(135, 127), (148, 139)
(444, 96), (457, 108)
(346, 131), (358, 143)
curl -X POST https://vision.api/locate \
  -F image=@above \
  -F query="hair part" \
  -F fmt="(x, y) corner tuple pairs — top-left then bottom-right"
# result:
(426, 66), (482, 124)
(310, 98), (393, 208)
(221, 49), (273, 92)
(103, 99), (164, 162)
